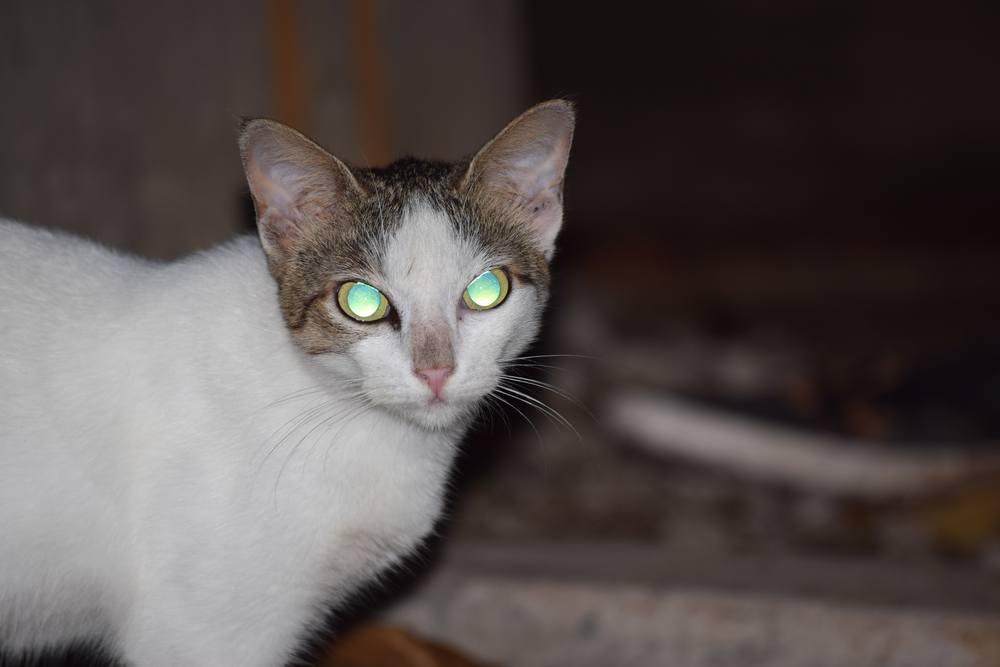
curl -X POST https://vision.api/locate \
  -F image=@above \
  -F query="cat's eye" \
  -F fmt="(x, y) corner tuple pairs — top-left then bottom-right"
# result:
(337, 281), (390, 322)
(463, 268), (510, 311)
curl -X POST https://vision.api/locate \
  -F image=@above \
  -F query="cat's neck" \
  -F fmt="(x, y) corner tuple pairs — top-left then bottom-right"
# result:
(127, 235), (464, 488)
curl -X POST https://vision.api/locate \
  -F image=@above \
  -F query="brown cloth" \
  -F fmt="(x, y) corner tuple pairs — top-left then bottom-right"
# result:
(318, 624), (490, 667)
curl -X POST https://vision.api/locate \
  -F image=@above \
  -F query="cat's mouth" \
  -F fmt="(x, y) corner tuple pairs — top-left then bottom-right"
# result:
(377, 392), (479, 431)
(347, 365), (487, 430)
(421, 393), (471, 413)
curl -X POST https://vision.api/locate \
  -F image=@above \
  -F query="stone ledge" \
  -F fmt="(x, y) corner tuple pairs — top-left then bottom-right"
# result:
(382, 543), (1000, 666)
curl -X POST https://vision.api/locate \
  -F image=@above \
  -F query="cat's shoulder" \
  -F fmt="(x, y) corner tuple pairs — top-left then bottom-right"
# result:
(0, 218), (155, 300)
(0, 218), (267, 285)
(0, 217), (138, 264)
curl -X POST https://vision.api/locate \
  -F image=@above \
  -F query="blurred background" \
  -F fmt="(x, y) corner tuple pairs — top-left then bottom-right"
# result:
(3, 1), (1000, 665)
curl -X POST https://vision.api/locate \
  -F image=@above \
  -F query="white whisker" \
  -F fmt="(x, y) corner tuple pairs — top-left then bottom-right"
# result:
(488, 391), (543, 444)
(495, 385), (581, 440)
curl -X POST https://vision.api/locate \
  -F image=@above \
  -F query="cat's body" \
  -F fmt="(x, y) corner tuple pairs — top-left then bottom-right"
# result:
(0, 102), (574, 665)
(0, 221), (453, 664)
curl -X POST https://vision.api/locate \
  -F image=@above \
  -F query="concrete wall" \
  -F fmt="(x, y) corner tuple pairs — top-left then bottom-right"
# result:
(0, 1), (528, 259)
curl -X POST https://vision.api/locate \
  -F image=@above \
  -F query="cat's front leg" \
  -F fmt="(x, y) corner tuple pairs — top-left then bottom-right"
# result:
(120, 593), (309, 667)
(122, 625), (298, 667)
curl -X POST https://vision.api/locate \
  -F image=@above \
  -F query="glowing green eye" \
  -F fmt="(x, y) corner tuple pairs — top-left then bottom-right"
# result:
(337, 281), (390, 322)
(463, 268), (510, 311)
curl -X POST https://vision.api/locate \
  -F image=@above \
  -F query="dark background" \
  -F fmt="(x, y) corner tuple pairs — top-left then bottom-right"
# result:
(4, 1), (998, 354)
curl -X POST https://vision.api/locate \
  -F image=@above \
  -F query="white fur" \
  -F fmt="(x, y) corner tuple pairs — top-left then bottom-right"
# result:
(0, 206), (543, 665)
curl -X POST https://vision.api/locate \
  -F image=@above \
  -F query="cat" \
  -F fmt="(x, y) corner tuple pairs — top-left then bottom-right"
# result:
(0, 100), (574, 666)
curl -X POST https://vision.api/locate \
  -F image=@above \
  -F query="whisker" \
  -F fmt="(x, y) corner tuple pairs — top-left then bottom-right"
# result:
(256, 398), (334, 471)
(500, 354), (598, 362)
(260, 377), (371, 411)
(321, 400), (376, 473)
(499, 374), (597, 423)
(501, 361), (570, 372)
(299, 401), (364, 474)
(488, 391), (543, 445)
(499, 373), (584, 407)
(273, 398), (368, 502)
(478, 394), (512, 437)
(495, 385), (582, 440)
(254, 385), (373, 490)
(262, 386), (326, 409)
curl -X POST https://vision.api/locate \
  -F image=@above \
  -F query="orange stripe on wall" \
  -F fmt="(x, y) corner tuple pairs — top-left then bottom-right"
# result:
(268, 0), (306, 130)
(351, 0), (391, 166)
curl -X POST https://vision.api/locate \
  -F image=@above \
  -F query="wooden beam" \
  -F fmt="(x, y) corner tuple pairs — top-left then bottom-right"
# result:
(350, 0), (391, 165)
(268, 0), (306, 130)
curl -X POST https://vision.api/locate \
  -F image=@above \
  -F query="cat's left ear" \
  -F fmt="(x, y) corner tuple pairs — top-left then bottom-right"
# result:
(239, 119), (362, 272)
(461, 100), (575, 260)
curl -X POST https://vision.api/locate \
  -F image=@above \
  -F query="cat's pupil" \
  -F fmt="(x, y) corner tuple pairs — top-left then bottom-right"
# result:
(467, 271), (502, 307)
(347, 282), (381, 318)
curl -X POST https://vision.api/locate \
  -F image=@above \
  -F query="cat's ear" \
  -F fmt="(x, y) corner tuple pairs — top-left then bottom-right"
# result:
(461, 100), (575, 259)
(239, 119), (361, 269)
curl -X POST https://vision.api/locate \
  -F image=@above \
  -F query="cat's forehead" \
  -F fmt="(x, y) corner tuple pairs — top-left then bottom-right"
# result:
(382, 201), (483, 291)
(355, 157), (461, 195)
(349, 158), (550, 289)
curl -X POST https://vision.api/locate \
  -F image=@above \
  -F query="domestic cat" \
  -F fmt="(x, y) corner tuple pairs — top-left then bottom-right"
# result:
(0, 100), (574, 666)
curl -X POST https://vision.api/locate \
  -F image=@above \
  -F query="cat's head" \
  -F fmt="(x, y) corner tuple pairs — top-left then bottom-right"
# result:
(239, 101), (574, 430)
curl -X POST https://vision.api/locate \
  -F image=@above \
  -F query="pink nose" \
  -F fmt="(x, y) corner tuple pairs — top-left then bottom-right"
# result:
(415, 366), (453, 399)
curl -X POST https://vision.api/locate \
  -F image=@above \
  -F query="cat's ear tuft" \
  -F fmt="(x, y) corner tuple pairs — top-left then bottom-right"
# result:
(239, 119), (360, 270)
(462, 100), (575, 259)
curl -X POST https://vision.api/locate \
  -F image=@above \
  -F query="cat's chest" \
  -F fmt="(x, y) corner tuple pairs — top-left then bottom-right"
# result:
(251, 413), (457, 580)
(330, 443), (448, 546)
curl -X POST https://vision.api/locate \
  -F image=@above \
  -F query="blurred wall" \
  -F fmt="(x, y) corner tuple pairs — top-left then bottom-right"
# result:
(0, 2), (269, 258)
(520, 1), (1000, 321)
(298, 0), (527, 164)
(0, 1), (528, 259)
(528, 1), (1000, 241)
(4, 0), (997, 286)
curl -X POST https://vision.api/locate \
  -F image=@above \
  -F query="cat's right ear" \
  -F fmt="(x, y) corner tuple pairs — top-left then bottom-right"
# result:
(460, 100), (575, 260)
(239, 119), (361, 270)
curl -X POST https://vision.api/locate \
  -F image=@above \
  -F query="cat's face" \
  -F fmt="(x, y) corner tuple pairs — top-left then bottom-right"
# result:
(240, 102), (574, 430)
